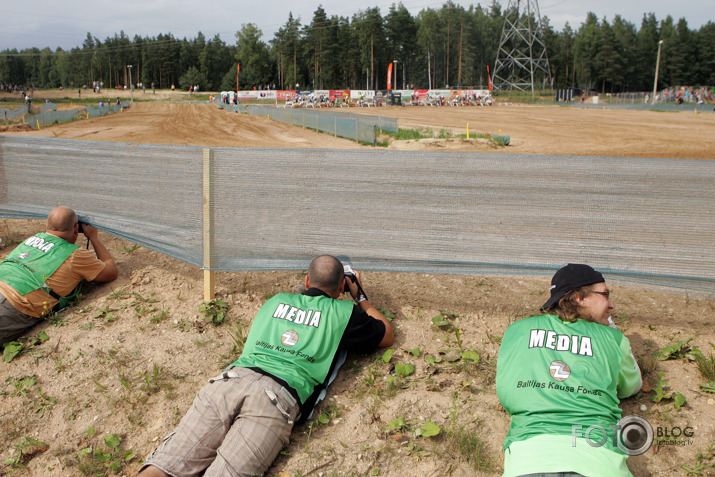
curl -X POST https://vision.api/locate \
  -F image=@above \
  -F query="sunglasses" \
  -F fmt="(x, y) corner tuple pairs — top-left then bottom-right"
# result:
(591, 290), (611, 299)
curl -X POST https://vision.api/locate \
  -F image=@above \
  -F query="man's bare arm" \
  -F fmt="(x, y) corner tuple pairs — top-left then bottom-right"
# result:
(81, 224), (118, 282)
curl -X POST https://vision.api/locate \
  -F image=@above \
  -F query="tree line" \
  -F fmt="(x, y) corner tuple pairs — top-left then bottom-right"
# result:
(0, 2), (712, 94)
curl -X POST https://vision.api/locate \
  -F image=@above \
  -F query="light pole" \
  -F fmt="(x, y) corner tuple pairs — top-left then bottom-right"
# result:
(652, 40), (663, 104)
(393, 59), (399, 91)
(127, 65), (134, 106)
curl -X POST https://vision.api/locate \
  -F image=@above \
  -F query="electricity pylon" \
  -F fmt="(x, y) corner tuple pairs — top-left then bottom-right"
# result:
(492, 0), (553, 93)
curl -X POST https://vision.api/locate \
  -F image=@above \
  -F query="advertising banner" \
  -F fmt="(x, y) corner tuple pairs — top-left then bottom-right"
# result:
(277, 90), (296, 100)
(394, 89), (414, 99)
(428, 89), (451, 98)
(451, 89), (490, 98)
(237, 90), (278, 100)
(329, 89), (350, 99)
(350, 90), (376, 99)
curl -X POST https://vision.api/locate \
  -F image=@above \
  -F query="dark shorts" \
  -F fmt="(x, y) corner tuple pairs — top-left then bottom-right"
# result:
(141, 367), (300, 477)
(0, 293), (43, 344)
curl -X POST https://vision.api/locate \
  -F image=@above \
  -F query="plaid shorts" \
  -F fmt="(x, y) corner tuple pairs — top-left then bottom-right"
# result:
(140, 367), (300, 477)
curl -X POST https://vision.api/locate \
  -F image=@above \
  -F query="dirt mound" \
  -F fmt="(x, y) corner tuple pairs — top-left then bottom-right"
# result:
(387, 136), (496, 151)
(1, 102), (366, 149)
(0, 123), (32, 132)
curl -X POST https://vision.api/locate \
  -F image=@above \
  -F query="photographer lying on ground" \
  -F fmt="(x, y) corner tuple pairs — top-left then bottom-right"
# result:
(138, 254), (393, 477)
(0, 206), (118, 344)
(496, 263), (642, 476)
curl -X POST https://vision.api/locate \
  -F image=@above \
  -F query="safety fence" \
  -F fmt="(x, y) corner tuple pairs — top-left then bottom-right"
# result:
(22, 102), (129, 128)
(1, 104), (29, 122)
(86, 103), (127, 118)
(248, 105), (399, 133)
(1, 136), (713, 294)
(0, 102), (57, 121)
(25, 109), (81, 128)
(558, 102), (714, 113)
(218, 104), (399, 145)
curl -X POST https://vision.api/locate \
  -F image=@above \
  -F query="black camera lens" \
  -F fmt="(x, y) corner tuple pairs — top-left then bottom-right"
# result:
(344, 272), (355, 292)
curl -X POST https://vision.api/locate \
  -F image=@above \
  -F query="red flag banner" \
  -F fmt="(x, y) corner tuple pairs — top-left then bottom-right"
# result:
(487, 65), (493, 91)
(387, 62), (393, 90)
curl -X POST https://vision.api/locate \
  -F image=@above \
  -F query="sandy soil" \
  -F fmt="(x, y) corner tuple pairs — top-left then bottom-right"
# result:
(3, 88), (714, 158)
(362, 104), (715, 159)
(1, 91), (714, 477)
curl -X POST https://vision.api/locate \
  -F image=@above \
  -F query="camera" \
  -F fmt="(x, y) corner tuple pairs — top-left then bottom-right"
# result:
(78, 221), (86, 234)
(344, 264), (357, 292)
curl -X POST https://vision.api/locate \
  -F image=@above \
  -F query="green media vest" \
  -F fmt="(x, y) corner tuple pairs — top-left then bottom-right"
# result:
(232, 293), (354, 403)
(0, 232), (79, 297)
(496, 314), (642, 453)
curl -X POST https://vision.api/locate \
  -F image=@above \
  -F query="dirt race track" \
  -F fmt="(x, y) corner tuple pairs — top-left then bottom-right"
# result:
(2, 89), (714, 158)
(1, 90), (715, 477)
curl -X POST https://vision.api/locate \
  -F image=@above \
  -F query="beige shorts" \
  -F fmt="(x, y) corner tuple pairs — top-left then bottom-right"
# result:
(141, 367), (299, 477)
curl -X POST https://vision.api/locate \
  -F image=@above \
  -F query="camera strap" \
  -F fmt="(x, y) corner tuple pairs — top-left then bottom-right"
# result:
(354, 281), (368, 303)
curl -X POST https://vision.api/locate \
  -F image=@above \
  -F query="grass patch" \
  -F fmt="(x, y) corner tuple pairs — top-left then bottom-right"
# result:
(199, 299), (229, 326)
(637, 352), (660, 377)
(140, 363), (174, 397)
(76, 431), (136, 476)
(220, 320), (247, 367)
(3, 436), (48, 468)
(695, 344), (715, 381)
(378, 127), (505, 147)
(445, 423), (493, 471)
(491, 89), (558, 104)
(391, 127), (434, 140)
(444, 393), (494, 471)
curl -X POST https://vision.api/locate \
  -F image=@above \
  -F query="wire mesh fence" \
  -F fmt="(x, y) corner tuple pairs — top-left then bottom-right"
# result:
(223, 104), (399, 144)
(1, 136), (713, 293)
(0, 105), (29, 122)
(21, 102), (129, 128)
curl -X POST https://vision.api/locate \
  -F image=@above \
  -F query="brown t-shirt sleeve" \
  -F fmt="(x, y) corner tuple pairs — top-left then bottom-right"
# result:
(46, 249), (106, 296)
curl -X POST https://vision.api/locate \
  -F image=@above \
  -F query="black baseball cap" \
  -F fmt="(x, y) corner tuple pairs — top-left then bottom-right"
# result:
(541, 263), (605, 310)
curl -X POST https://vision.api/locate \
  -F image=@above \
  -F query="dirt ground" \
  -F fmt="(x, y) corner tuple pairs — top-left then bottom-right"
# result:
(1, 90), (714, 477)
(2, 88), (714, 158)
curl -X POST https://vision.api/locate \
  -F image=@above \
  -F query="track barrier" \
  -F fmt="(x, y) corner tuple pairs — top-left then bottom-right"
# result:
(222, 104), (399, 145)
(1, 136), (713, 294)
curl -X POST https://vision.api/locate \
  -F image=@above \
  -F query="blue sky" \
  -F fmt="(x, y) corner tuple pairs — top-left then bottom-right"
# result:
(2, 0), (711, 51)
